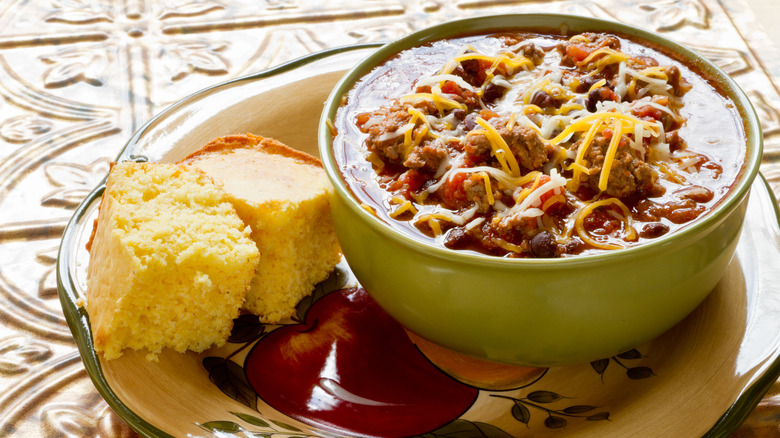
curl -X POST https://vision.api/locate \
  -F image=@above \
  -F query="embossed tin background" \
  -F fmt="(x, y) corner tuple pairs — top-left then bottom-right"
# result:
(0, 0), (777, 436)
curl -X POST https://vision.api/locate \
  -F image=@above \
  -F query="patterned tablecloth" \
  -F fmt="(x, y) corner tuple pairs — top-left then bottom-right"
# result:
(0, 0), (777, 436)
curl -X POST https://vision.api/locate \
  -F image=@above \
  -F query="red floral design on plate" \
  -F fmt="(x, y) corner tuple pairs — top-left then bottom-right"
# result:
(245, 288), (479, 438)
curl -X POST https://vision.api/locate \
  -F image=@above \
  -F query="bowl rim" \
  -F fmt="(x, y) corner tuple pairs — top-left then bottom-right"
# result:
(318, 12), (763, 267)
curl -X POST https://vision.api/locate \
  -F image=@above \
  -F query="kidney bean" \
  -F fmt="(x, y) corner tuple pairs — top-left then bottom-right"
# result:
(530, 231), (557, 258)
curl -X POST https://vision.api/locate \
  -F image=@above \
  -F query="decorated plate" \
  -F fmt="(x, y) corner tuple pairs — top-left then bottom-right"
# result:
(57, 45), (780, 438)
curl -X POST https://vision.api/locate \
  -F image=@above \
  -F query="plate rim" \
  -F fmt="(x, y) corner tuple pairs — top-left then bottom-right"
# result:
(702, 172), (780, 438)
(57, 43), (780, 438)
(56, 43), (381, 438)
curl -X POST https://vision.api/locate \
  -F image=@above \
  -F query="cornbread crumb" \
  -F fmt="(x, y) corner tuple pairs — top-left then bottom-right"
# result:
(181, 134), (341, 323)
(86, 162), (259, 360)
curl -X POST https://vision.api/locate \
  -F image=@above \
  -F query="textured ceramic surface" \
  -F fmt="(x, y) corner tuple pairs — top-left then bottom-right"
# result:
(319, 14), (762, 366)
(58, 48), (780, 438)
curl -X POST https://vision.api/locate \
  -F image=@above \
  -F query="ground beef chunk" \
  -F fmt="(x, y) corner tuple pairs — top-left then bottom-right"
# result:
(581, 32), (621, 50)
(496, 35), (545, 65)
(452, 41), (545, 89)
(573, 134), (655, 198)
(663, 65), (692, 97)
(627, 55), (659, 70)
(463, 116), (548, 170)
(404, 138), (448, 172)
(518, 42), (545, 65)
(440, 83), (482, 109)
(665, 129), (686, 152)
(485, 211), (536, 249)
(555, 42), (572, 66)
(558, 33), (622, 66)
(358, 100), (433, 165)
(462, 174), (497, 213)
(503, 122), (549, 170)
(463, 128), (491, 157)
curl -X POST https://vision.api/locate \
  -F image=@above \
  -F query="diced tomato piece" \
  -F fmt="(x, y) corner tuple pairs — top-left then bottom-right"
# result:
(477, 59), (493, 83)
(403, 169), (426, 192)
(529, 175), (551, 186)
(441, 172), (469, 206)
(522, 175), (565, 212)
(441, 80), (462, 96)
(566, 43), (593, 63)
(597, 87), (618, 102)
(632, 105), (663, 121)
(462, 154), (482, 168)
(391, 169), (426, 198)
(478, 109), (499, 120)
(524, 175), (551, 201)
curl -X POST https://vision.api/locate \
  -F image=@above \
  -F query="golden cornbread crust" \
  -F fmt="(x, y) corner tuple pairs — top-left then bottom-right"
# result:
(183, 133), (322, 168)
(180, 134), (341, 323)
(86, 162), (260, 360)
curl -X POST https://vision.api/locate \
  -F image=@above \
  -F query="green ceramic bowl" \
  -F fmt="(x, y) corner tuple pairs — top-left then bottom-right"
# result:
(318, 14), (763, 367)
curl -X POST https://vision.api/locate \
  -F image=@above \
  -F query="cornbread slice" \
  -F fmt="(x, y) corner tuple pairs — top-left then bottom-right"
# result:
(180, 134), (341, 323)
(86, 162), (260, 360)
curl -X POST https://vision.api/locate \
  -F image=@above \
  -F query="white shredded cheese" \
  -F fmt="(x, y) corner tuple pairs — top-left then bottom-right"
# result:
(499, 169), (567, 222)
(426, 165), (524, 194)
(490, 74), (512, 89)
(434, 151), (451, 178)
(361, 116), (383, 128)
(377, 122), (415, 142)
(630, 97), (682, 122)
(539, 115), (572, 139)
(416, 74), (476, 91)
(464, 217), (485, 230)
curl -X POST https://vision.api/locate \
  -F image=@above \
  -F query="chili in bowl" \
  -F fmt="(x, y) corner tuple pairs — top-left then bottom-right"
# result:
(319, 14), (762, 366)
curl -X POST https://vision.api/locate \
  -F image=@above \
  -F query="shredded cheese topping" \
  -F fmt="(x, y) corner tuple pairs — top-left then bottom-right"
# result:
(577, 47), (630, 72)
(569, 119), (603, 191)
(598, 118), (624, 192)
(353, 32), (695, 256)
(402, 93), (467, 113)
(479, 172), (495, 205)
(574, 198), (636, 250)
(475, 117), (521, 176)
(498, 169), (567, 223)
